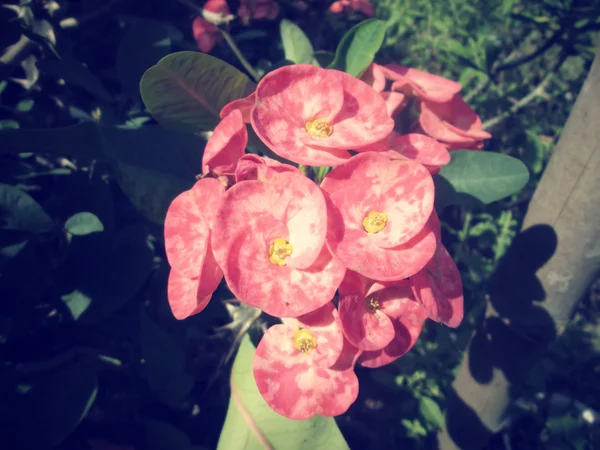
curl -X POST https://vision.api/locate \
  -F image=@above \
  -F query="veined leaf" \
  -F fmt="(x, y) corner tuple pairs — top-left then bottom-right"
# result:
(140, 51), (256, 132)
(217, 335), (350, 450)
(0, 183), (54, 233)
(434, 150), (529, 210)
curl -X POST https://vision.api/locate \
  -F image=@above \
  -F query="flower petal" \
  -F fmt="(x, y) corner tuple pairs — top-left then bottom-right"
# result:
(234, 154), (299, 182)
(326, 153), (434, 249)
(360, 63), (386, 93)
(338, 294), (395, 351)
(253, 324), (359, 419)
(359, 298), (427, 368)
(410, 244), (464, 327)
(223, 215), (344, 317)
(326, 195), (438, 281)
(202, 109), (248, 176)
(164, 189), (209, 278)
(384, 64), (462, 103)
(282, 302), (344, 368)
(167, 270), (212, 320)
(220, 92), (256, 122)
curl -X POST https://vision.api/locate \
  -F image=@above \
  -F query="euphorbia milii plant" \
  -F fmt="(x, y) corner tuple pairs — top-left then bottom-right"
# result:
(160, 46), (496, 421)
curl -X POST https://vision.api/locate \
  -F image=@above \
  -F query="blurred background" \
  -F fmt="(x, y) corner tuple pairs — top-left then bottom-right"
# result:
(0, 0), (599, 449)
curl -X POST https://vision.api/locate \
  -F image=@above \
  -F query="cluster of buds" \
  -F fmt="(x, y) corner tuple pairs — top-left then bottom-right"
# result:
(164, 63), (490, 419)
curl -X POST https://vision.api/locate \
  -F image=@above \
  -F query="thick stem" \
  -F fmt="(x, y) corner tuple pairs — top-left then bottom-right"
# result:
(438, 47), (600, 450)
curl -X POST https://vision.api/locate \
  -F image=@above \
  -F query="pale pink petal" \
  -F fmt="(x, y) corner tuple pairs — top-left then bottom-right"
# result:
(389, 133), (450, 167)
(167, 270), (212, 320)
(234, 154), (299, 182)
(204, 0), (231, 14)
(419, 95), (491, 143)
(338, 294), (395, 351)
(202, 109), (247, 176)
(220, 93), (256, 122)
(195, 238), (223, 299)
(267, 172), (327, 269)
(381, 91), (407, 117)
(366, 280), (416, 319)
(360, 63), (386, 93)
(254, 324), (359, 419)
(410, 244), (464, 327)
(223, 216), (344, 317)
(337, 269), (370, 296)
(282, 302), (344, 368)
(164, 189), (209, 278)
(359, 299), (427, 368)
(191, 177), (226, 230)
(251, 65), (392, 166)
(326, 194), (437, 281)
(329, 335), (363, 370)
(326, 153), (435, 249)
(384, 64), (462, 103)
(329, 1), (344, 12)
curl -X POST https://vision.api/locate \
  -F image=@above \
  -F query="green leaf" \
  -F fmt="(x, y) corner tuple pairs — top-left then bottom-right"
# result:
(217, 335), (350, 450)
(419, 397), (445, 429)
(0, 119), (19, 130)
(64, 212), (104, 235)
(37, 59), (114, 101)
(140, 313), (194, 408)
(0, 183), (54, 233)
(16, 360), (98, 449)
(16, 99), (34, 112)
(140, 51), (256, 132)
(434, 151), (529, 210)
(328, 19), (387, 78)
(117, 17), (177, 98)
(280, 19), (314, 65)
(61, 289), (92, 320)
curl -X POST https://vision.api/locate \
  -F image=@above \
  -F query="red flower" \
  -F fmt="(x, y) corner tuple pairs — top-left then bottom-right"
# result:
(251, 65), (393, 166)
(164, 178), (225, 319)
(329, 0), (375, 17)
(192, 0), (231, 53)
(220, 92), (256, 123)
(253, 303), (359, 419)
(234, 154), (299, 182)
(322, 152), (437, 281)
(211, 171), (345, 317)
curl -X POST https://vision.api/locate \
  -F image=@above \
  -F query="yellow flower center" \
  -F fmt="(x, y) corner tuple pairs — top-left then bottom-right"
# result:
(363, 211), (388, 234)
(305, 119), (333, 139)
(293, 328), (317, 353)
(365, 296), (380, 312)
(269, 238), (293, 266)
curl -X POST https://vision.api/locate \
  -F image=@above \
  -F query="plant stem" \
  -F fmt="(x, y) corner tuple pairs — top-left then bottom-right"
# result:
(220, 30), (260, 83)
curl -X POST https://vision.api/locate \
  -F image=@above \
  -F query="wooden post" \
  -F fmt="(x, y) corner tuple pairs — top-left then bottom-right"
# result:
(438, 48), (600, 449)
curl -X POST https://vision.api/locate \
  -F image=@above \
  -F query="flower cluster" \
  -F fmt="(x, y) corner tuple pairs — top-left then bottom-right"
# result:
(165, 63), (488, 419)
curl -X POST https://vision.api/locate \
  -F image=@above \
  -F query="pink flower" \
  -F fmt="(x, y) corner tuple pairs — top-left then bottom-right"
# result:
(419, 94), (492, 144)
(358, 299), (428, 368)
(253, 303), (359, 419)
(164, 178), (225, 319)
(338, 270), (425, 352)
(410, 243), (464, 328)
(322, 152), (437, 281)
(251, 65), (394, 166)
(192, 17), (219, 53)
(234, 154), (299, 182)
(220, 92), (256, 123)
(192, 0), (231, 53)
(381, 64), (463, 104)
(360, 63), (386, 93)
(329, 0), (375, 17)
(211, 171), (345, 317)
(202, 110), (247, 182)
(238, 0), (279, 23)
